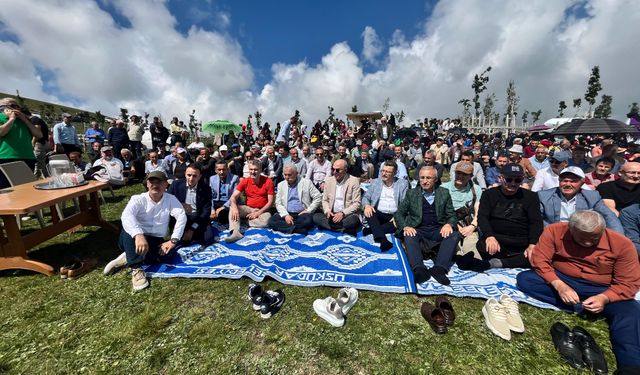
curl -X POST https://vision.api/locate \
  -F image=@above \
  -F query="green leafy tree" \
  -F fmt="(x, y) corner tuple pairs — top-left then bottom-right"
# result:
(119, 108), (129, 123)
(351, 105), (358, 113)
(558, 101), (567, 117)
(254, 111), (262, 129)
(482, 93), (497, 121)
(326, 106), (335, 125)
(584, 65), (602, 117)
(94, 110), (105, 124)
(394, 110), (405, 124)
(247, 114), (253, 130)
(521, 110), (529, 124)
(573, 98), (582, 116)
(294, 109), (303, 127)
(531, 109), (543, 123)
(382, 98), (390, 115)
(458, 99), (471, 119)
(472, 66), (492, 117)
(594, 95), (613, 118)
(504, 80), (519, 125)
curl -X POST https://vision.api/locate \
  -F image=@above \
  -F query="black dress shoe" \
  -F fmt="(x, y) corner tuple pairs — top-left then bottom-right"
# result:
(420, 302), (448, 334)
(573, 326), (608, 374)
(550, 322), (586, 369)
(435, 295), (455, 326)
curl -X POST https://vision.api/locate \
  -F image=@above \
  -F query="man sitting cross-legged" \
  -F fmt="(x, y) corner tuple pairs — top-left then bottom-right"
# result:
(312, 159), (362, 235)
(394, 166), (460, 286)
(362, 161), (408, 251)
(268, 164), (321, 235)
(209, 160), (239, 225)
(458, 163), (543, 272)
(168, 165), (213, 244)
(225, 160), (274, 243)
(517, 211), (640, 374)
(104, 171), (186, 291)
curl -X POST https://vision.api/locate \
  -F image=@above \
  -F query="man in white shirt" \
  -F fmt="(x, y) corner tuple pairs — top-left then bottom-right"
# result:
(306, 147), (332, 192)
(104, 171), (187, 291)
(532, 151), (571, 192)
(92, 146), (126, 186)
(313, 159), (362, 234)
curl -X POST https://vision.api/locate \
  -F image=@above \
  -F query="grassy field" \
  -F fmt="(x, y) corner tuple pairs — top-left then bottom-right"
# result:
(0, 183), (615, 374)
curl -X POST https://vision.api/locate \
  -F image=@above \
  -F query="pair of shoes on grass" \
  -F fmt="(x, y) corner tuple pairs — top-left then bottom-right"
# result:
(420, 295), (455, 334)
(247, 283), (285, 319)
(60, 258), (97, 280)
(482, 294), (525, 340)
(103, 252), (148, 291)
(313, 287), (359, 328)
(550, 322), (608, 374)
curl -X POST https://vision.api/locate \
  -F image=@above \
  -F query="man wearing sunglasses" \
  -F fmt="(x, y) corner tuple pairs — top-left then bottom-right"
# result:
(459, 163), (543, 272)
(313, 159), (361, 235)
(531, 151), (572, 192)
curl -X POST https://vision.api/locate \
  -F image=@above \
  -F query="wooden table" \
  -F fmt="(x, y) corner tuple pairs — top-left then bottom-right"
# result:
(0, 180), (119, 276)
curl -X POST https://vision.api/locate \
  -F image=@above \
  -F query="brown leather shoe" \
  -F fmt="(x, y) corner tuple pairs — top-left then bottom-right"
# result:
(420, 302), (448, 334)
(67, 259), (98, 280)
(435, 296), (455, 326)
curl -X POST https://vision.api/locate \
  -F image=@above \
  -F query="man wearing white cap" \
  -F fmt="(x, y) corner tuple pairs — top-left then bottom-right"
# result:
(167, 147), (190, 182)
(531, 151), (574, 192)
(508, 144), (537, 182)
(538, 166), (623, 232)
(92, 146), (125, 186)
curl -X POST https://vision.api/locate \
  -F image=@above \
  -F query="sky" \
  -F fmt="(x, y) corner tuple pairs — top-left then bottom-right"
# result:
(1, 0), (638, 128)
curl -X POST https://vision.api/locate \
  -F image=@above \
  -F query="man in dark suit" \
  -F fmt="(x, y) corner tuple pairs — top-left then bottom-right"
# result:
(168, 164), (213, 244)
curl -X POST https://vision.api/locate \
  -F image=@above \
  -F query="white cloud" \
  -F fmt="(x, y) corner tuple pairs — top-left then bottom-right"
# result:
(0, 0), (638, 129)
(361, 26), (383, 64)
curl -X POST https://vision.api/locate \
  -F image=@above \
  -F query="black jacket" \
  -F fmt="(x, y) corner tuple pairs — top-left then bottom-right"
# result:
(168, 179), (212, 232)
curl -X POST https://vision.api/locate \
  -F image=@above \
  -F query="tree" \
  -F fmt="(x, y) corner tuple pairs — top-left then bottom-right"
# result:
(573, 98), (582, 116)
(458, 99), (471, 119)
(254, 111), (262, 129)
(558, 101), (567, 117)
(472, 66), (492, 117)
(143, 112), (150, 125)
(382, 98), (390, 115)
(531, 109), (543, 123)
(119, 108), (129, 122)
(482, 93), (497, 121)
(584, 65), (602, 117)
(294, 109), (303, 127)
(521, 110), (529, 124)
(394, 110), (405, 124)
(93, 110), (105, 124)
(326, 106), (335, 125)
(351, 105), (358, 113)
(504, 80), (519, 126)
(594, 95), (613, 118)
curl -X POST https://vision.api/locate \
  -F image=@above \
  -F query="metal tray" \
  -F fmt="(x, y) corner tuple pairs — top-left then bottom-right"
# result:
(34, 180), (89, 190)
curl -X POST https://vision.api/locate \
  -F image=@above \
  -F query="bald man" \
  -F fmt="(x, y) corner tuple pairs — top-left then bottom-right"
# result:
(313, 159), (362, 234)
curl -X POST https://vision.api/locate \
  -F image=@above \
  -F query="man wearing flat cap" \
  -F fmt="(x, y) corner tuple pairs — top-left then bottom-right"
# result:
(538, 166), (623, 232)
(104, 170), (186, 291)
(459, 163), (543, 271)
(92, 145), (125, 186)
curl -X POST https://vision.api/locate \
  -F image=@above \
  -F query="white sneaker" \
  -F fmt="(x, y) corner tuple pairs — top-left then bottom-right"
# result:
(482, 298), (511, 340)
(131, 268), (149, 291)
(336, 287), (358, 315)
(499, 294), (525, 333)
(313, 297), (345, 327)
(104, 252), (127, 276)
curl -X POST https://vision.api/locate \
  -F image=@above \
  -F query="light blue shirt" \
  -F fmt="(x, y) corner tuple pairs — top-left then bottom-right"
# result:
(53, 122), (80, 145)
(441, 180), (482, 210)
(287, 184), (304, 213)
(378, 160), (408, 180)
(559, 194), (577, 222)
(422, 190), (435, 205)
(529, 155), (550, 171)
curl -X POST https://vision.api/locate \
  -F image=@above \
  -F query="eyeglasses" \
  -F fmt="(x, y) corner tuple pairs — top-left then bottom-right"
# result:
(504, 177), (524, 184)
(315, 154), (324, 157)
(332, 168), (343, 172)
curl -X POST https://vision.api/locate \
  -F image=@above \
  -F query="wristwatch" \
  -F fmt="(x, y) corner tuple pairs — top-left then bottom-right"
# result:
(170, 238), (179, 244)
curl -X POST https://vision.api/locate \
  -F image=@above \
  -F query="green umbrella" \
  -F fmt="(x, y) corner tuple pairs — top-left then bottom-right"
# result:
(202, 120), (242, 135)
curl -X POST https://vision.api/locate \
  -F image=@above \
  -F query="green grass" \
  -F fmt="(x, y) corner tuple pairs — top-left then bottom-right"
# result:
(0, 183), (616, 374)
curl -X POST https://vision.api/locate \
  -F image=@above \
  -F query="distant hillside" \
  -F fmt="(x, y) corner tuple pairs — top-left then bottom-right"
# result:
(0, 91), (105, 126)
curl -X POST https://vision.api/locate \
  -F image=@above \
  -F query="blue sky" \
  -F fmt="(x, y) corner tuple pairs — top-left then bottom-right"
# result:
(1, 0), (638, 124)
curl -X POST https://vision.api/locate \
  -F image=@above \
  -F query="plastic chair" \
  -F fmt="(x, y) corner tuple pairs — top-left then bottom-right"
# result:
(48, 154), (69, 161)
(0, 161), (47, 229)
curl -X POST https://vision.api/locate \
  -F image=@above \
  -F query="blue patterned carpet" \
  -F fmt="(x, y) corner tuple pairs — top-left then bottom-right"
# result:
(144, 226), (639, 310)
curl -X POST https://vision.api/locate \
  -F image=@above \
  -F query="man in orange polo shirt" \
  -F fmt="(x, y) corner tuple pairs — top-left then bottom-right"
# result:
(517, 211), (640, 373)
(225, 160), (274, 243)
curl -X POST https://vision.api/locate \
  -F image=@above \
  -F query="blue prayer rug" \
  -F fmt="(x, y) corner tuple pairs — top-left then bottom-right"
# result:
(144, 226), (640, 310)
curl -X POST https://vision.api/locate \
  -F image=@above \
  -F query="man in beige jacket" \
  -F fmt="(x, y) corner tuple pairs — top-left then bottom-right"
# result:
(313, 159), (362, 234)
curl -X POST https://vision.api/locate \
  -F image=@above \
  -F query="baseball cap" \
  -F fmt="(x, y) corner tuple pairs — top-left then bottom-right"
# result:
(413, 138), (420, 143)
(550, 151), (570, 163)
(219, 145), (228, 151)
(231, 143), (240, 148)
(559, 166), (585, 179)
(455, 161), (474, 174)
(100, 146), (113, 152)
(501, 163), (525, 177)
(146, 171), (167, 181)
(176, 147), (186, 154)
(62, 113), (72, 118)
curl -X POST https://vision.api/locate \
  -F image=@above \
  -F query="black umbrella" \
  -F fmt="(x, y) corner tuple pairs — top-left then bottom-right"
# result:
(553, 118), (639, 135)
(393, 127), (417, 140)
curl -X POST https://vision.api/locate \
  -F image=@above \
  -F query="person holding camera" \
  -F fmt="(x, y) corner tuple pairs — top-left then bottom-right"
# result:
(0, 98), (43, 189)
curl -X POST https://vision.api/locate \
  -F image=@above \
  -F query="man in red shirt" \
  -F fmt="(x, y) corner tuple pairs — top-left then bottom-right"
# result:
(517, 211), (640, 372)
(225, 160), (274, 243)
